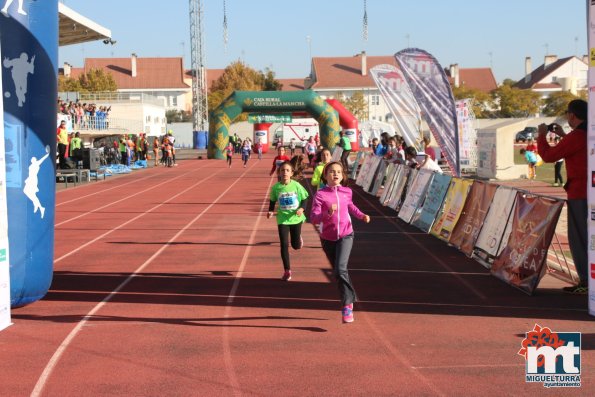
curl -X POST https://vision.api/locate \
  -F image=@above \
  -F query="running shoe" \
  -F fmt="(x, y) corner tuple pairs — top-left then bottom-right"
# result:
(342, 304), (354, 323)
(282, 270), (292, 281)
(562, 284), (588, 295)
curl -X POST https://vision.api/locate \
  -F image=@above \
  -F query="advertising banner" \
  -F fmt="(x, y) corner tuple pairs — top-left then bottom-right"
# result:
(395, 48), (460, 176)
(473, 186), (517, 265)
(398, 169), (434, 223)
(355, 154), (373, 186)
(587, 0), (595, 315)
(369, 64), (422, 148)
(388, 166), (411, 210)
(491, 195), (564, 295)
(449, 181), (498, 256)
(455, 99), (477, 169)
(430, 178), (472, 241)
(361, 155), (382, 192)
(411, 173), (452, 232)
(350, 150), (366, 180)
(0, 32), (10, 330)
(379, 163), (399, 205)
(369, 159), (388, 196)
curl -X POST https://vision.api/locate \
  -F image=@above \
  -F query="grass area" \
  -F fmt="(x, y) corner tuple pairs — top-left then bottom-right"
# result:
(512, 145), (565, 184)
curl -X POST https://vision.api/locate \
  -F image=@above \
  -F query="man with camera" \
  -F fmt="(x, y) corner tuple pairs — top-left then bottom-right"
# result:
(537, 99), (588, 294)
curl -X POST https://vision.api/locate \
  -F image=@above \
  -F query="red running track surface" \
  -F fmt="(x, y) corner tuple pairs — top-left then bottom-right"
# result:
(1, 153), (594, 396)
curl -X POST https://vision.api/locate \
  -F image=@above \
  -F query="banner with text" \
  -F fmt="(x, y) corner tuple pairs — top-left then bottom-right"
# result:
(411, 173), (452, 232)
(473, 186), (517, 266)
(369, 64), (422, 148)
(449, 181), (498, 257)
(491, 194), (564, 295)
(455, 99), (477, 169)
(398, 169), (434, 223)
(430, 178), (472, 241)
(395, 48), (460, 176)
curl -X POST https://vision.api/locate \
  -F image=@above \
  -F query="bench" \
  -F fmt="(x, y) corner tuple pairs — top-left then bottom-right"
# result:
(56, 170), (79, 188)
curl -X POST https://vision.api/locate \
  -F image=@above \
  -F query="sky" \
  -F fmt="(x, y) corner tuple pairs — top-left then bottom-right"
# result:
(58, 0), (588, 84)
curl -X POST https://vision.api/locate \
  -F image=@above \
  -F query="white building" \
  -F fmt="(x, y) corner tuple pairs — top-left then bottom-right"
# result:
(513, 55), (588, 97)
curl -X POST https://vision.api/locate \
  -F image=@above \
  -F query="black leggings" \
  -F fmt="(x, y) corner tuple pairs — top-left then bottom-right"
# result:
(277, 223), (303, 270)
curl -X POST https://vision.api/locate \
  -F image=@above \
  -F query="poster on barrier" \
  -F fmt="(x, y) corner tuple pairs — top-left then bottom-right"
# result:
(369, 160), (388, 196)
(398, 170), (434, 223)
(349, 151), (366, 180)
(388, 166), (411, 210)
(384, 165), (406, 207)
(379, 163), (399, 205)
(331, 146), (343, 163)
(588, 1), (595, 315)
(473, 186), (517, 265)
(411, 173), (452, 232)
(393, 168), (417, 212)
(449, 181), (498, 256)
(362, 156), (381, 192)
(491, 194), (564, 295)
(355, 155), (373, 186)
(430, 178), (472, 241)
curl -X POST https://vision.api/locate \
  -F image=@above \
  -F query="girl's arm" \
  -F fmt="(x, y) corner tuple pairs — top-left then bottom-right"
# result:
(311, 165), (322, 187)
(309, 194), (324, 225)
(267, 200), (276, 218)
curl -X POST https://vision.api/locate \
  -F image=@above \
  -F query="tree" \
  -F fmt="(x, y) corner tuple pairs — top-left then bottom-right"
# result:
(501, 78), (517, 87)
(340, 91), (368, 120)
(451, 85), (493, 118)
(542, 90), (587, 117)
(58, 76), (83, 92)
(166, 109), (192, 123)
(208, 60), (282, 120)
(78, 68), (117, 92)
(491, 85), (542, 117)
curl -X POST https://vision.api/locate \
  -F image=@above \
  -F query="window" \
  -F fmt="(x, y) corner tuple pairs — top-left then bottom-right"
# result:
(371, 95), (380, 106)
(146, 115), (151, 123)
(172, 96), (178, 107)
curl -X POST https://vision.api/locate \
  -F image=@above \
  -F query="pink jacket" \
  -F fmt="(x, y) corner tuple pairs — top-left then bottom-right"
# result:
(310, 185), (365, 241)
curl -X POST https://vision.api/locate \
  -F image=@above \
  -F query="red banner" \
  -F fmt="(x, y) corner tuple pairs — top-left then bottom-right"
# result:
(449, 181), (498, 256)
(491, 194), (564, 295)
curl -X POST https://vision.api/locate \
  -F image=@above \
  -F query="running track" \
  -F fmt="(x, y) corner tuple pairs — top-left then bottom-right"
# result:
(1, 153), (594, 396)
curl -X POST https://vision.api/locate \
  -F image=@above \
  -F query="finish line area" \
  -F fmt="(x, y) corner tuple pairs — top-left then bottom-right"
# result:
(1, 153), (593, 396)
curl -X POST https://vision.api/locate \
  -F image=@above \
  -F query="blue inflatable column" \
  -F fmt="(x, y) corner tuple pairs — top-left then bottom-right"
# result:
(1, 1), (58, 307)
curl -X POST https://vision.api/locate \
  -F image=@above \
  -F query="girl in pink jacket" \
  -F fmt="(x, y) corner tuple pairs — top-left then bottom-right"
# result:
(310, 161), (370, 323)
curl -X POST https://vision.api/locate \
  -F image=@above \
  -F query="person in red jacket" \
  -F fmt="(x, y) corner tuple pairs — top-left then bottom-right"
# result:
(537, 99), (587, 294)
(269, 146), (291, 177)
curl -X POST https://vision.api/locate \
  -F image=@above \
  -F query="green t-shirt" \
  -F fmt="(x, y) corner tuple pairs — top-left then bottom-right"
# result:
(341, 136), (352, 151)
(270, 180), (309, 225)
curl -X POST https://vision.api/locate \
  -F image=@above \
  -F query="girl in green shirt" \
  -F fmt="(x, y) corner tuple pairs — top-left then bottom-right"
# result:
(267, 161), (309, 281)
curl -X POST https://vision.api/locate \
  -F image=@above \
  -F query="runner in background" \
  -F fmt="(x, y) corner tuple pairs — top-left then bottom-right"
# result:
(311, 148), (332, 190)
(270, 146), (291, 178)
(225, 141), (234, 168)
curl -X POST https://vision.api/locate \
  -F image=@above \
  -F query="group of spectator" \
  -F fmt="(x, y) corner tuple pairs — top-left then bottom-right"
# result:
(57, 99), (111, 130)
(56, 119), (83, 169)
(368, 133), (442, 173)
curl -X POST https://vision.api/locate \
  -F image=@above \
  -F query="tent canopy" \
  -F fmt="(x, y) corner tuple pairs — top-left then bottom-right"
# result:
(59, 2), (112, 46)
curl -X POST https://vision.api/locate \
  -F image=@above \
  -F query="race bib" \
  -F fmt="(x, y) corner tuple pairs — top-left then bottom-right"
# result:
(278, 191), (299, 211)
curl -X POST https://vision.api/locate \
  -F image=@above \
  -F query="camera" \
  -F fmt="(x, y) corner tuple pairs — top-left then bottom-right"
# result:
(547, 123), (557, 132)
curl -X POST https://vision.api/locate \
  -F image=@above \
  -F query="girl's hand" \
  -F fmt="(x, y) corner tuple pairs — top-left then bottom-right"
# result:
(328, 203), (337, 216)
(267, 211), (273, 219)
(296, 208), (304, 216)
(363, 214), (370, 223)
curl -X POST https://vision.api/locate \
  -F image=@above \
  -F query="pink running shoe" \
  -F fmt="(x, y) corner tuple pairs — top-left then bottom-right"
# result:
(342, 303), (354, 323)
(282, 270), (292, 281)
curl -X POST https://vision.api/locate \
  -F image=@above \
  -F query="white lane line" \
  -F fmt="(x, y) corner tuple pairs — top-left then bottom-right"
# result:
(55, 162), (211, 227)
(56, 173), (155, 206)
(353, 189), (488, 300)
(31, 162), (260, 397)
(53, 168), (223, 264)
(221, 175), (274, 397)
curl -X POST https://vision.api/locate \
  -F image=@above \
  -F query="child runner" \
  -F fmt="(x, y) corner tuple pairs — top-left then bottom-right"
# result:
(520, 148), (537, 180)
(241, 139), (252, 168)
(311, 148), (332, 190)
(267, 161), (309, 281)
(310, 161), (370, 323)
(270, 146), (291, 177)
(305, 137), (317, 166)
(226, 141), (234, 168)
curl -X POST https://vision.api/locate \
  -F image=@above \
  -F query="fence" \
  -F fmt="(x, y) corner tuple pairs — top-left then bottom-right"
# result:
(350, 152), (576, 295)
